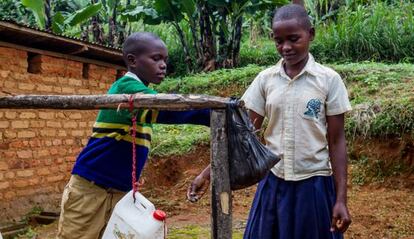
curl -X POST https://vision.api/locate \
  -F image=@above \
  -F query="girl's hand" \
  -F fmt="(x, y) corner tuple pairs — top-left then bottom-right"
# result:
(330, 201), (352, 233)
(187, 166), (211, 203)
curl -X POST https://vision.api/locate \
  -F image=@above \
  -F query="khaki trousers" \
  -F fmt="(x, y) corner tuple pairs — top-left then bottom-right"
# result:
(57, 175), (126, 239)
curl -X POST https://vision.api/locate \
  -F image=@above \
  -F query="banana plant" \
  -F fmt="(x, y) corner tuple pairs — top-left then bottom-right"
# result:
(21, 0), (102, 34)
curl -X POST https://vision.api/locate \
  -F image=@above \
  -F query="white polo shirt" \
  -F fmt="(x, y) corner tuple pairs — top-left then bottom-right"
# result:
(242, 54), (352, 181)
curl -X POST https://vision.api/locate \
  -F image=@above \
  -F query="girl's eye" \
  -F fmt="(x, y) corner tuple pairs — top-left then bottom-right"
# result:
(290, 37), (299, 42)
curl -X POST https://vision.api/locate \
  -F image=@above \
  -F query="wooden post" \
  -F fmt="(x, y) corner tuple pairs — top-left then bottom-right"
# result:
(210, 109), (232, 239)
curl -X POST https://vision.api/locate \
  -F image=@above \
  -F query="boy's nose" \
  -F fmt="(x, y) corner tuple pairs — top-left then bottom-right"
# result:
(160, 61), (167, 69)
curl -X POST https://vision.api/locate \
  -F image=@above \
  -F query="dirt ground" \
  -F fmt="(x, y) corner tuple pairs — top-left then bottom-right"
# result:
(28, 146), (414, 239)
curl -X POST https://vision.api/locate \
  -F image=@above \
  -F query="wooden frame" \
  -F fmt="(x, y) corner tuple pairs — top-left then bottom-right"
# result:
(0, 93), (234, 239)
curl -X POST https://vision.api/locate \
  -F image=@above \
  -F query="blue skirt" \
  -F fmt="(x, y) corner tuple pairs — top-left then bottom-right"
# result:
(243, 173), (343, 239)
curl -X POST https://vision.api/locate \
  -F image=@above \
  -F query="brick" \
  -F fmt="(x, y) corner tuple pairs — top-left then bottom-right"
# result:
(63, 122), (77, 128)
(11, 120), (29, 129)
(47, 175), (64, 182)
(50, 148), (59, 156)
(46, 121), (62, 128)
(40, 129), (56, 137)
(53, 86), (62, 93)
(68, 79), (82, 86)
(62, 87), (75, 94)
(58, 77), (68, 84)
(44, 140), (52, 146)
(0, 111), (3, 117)
(17, 169), (34, 177)
(30, 120), (46, 128)
(3, 80), (16, 89)
(0, 182), (10, 190)
(17, 150), (32, 159)
(37, 149), (50, 157)
(39, 112), (55, 119)
(58, 130), (67, 137)
(77, 89), (91, 94)
(13, 179), (27, 188)
(4, 130), (17, 139)
(52, 139), (62, 146)
(37, 84), (53, 92)
(65, 139), (74, 145)
(5, 112), (17, 119)
(5, 172), (15, 179)
(19, 112), (36, 119)
(0, 172), (3, 180)
(9, 141), (25, 149)
(18, 83), (36, 91)
(28, 139), (41, 147)
(69, 113), (82, 119)
(0, 121), (9, 128)
(37, 168), (51, 176)
(0, 132), (3, 140)
(17, 131), (36, 138)
(4, 191), (16, 199)
(0, 70), (10, 78)
(71, 130), (84, 137)
(0, 161), (8, 170)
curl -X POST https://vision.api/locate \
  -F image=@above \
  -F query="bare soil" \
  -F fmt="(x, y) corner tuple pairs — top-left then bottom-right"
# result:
(28, 145), (414, 238)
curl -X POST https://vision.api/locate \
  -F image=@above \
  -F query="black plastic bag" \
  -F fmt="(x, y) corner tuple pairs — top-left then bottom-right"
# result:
(227, 98), (280, 190)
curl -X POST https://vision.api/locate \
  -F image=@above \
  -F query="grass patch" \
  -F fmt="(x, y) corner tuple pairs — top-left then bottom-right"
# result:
(151, 62), (414, 170)
(168, 225), (244, 239)
(150, 125), (209, 157)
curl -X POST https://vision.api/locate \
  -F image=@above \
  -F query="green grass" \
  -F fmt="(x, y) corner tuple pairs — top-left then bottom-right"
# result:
(168, 225), (244, 239)
(151, 62), (414, 157)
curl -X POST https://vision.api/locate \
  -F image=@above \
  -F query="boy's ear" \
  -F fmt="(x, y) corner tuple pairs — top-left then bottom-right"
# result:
(309, 27), (315, 41)
(269, 31), (274, 39)
(127, 53), (137, 67)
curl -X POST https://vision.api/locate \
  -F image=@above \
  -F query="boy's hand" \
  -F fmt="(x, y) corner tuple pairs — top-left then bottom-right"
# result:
(330, 201), (352, 233)
(187, 166), (211, 203)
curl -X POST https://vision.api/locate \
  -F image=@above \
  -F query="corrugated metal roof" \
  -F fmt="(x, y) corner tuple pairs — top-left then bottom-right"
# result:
(0, 19), (125, 69)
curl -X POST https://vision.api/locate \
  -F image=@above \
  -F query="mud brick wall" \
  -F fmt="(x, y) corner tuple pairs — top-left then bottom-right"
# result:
(0, 46), (121, 222)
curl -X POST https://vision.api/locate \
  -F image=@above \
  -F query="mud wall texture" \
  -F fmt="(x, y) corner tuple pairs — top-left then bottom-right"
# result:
(0, 46), (120, 222)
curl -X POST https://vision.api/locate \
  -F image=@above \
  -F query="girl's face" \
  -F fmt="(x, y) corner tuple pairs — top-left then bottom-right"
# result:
(271, 19), (314, 70)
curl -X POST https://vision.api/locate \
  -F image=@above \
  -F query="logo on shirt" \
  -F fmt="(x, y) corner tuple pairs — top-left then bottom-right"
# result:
(304, 99), (322, 119)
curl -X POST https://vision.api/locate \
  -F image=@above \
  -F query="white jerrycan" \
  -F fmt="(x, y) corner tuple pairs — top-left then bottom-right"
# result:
(102, 190), (166, 239)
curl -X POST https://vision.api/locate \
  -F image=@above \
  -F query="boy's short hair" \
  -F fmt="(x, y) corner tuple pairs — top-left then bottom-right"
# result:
(272, 4), (312, 30)
(122, 32), (162, 58)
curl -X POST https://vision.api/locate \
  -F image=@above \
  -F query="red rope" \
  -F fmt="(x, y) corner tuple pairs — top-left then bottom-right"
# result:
(129, 95), (137, 202)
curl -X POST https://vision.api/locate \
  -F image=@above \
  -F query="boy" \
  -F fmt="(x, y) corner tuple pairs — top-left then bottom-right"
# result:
(58, 32), (210, 239)
(187, 4), (352, 238)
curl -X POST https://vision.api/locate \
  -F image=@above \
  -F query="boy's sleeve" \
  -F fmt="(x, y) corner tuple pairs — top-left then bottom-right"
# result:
(241, 74), (266, 116)
(326, 74), (352, 116)
(155, 109), (210, 126)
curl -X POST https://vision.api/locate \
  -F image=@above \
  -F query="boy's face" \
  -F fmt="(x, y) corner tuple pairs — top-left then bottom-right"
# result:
(271, 19), (314, 69)
(127, 39), (168, 85)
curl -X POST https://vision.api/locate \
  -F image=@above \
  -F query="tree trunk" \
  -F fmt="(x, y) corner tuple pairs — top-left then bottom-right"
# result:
(108, 0), (119, 47)
(172, 22), (192, 73)
(231, 16), (243, 67)
(44, 0), (52, 30)
(189, 17), (202, 66)
(217, 8), (228, 68)
(118, 0), (130, 45)
(199, 1), (216, 72)
(91, 0), (104, 44)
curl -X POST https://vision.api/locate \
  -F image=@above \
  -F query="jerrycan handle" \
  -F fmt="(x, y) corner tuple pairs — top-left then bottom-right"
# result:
(133, 191), (154, 213)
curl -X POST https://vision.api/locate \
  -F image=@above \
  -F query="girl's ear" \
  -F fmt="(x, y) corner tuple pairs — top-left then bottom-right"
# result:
(309, 27), (315, 41)
(127, 54), (137, 67)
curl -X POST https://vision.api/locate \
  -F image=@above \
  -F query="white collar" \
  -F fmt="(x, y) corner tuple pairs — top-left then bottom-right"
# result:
(125, 72), (142, 83)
